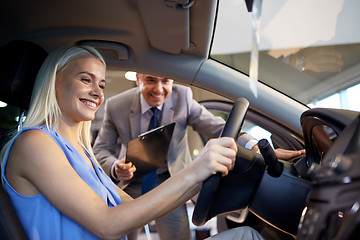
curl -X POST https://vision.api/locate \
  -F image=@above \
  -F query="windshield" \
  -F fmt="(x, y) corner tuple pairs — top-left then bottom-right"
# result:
(211, 0), (360, 111)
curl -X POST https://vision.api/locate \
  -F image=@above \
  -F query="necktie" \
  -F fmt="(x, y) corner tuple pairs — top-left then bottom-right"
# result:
(141, 107), (159, 194)
(148, 107), (159, 130)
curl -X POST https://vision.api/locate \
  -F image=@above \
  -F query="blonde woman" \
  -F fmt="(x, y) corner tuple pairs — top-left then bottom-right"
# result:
(1, 45), (263, 240)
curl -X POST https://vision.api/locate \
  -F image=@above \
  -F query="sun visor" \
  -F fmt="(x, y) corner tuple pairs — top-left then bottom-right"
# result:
(137, 0), (193, 54)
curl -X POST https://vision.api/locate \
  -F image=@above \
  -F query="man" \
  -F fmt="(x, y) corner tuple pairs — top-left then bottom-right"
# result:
(93, 73), (303, 240)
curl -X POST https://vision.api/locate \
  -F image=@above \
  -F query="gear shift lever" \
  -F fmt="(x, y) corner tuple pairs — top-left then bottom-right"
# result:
(258, 139), (283, 177)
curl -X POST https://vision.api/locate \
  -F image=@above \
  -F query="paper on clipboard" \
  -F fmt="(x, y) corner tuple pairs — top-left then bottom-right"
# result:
(125, 122), (175, 177)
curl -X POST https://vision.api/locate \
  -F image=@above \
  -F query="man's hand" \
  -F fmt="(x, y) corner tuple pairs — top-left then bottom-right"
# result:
(252, 144), (305, 160)
(274, 148), (305, 160)
(114, 158), (137, 181)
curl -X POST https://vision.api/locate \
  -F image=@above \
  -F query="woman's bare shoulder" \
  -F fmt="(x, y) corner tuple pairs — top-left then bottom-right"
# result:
(9, 128), (61, 166)
(6, 129), (61, 195)
(13, 128), (53, 149)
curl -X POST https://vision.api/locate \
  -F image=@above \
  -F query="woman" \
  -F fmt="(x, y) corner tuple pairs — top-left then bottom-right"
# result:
(1, 46), (263, 240)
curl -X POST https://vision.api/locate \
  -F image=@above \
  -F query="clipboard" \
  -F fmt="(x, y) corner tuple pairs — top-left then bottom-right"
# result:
(126, 122), (175, 177)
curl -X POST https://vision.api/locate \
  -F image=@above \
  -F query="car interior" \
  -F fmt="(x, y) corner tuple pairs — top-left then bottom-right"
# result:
(0, 0), (359, 239)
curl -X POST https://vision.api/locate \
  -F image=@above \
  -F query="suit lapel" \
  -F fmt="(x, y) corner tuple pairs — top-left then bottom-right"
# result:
(161, 88), (175, 125)
(129, 89), (141, 139)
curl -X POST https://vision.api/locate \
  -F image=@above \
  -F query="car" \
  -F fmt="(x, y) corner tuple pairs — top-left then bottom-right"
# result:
(0, 0), (359, 239)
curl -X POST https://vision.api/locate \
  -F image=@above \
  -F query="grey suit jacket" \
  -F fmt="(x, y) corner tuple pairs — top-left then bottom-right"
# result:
(93, 84), (254, 180)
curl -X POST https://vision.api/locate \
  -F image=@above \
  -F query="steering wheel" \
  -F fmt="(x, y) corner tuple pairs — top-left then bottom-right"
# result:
(192, 97), (249, 226)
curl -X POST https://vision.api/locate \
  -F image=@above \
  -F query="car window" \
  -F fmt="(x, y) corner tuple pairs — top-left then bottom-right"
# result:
(186, 89), (304, 159)
(188, 106), (294, 159)
(211, 0), (360, 111)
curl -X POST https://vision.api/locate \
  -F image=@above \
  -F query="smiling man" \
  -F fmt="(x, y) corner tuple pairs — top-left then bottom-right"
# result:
(93, 72), (257, 240)
(137, 74), (173, 107)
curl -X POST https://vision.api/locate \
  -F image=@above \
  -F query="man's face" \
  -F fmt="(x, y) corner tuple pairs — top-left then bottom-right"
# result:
(136, 73), (173, 107)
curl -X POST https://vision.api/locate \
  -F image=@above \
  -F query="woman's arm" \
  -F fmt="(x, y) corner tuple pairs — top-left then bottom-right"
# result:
(6, 130), (236, 239)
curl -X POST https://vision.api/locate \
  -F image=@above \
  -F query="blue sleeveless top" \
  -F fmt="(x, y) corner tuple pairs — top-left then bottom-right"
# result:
(1, 125), (126, 240)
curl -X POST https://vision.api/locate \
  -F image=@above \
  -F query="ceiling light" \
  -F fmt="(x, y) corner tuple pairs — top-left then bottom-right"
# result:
(125, 71), (137, 81)
(0, 101), (7, 107)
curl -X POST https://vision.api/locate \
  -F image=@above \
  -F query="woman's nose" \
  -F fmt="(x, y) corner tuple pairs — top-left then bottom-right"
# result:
(91, 84), (104, 98)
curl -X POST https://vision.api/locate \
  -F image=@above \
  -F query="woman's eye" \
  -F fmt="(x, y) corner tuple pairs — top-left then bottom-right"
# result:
(99, 84), (105, 90)
(81, 78), (91, 84)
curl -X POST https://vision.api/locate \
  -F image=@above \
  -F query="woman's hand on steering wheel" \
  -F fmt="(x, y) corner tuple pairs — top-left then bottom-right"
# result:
(188, 137), (237, 182)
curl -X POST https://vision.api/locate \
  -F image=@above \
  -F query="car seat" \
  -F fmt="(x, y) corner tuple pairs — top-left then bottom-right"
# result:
(0, 40), (48, 240)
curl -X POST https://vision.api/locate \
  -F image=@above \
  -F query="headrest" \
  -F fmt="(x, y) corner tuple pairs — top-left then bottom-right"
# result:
(0, 40), (48, 110)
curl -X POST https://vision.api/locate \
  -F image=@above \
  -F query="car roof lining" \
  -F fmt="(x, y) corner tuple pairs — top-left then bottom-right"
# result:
(0, 0), (215, 64)
(0, 0), (307, 132)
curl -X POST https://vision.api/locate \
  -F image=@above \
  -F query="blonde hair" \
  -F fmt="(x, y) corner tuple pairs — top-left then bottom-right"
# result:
(1, 45), (105, 166)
